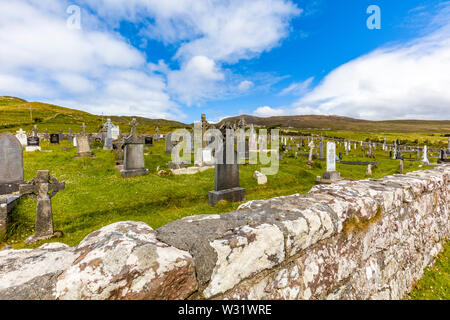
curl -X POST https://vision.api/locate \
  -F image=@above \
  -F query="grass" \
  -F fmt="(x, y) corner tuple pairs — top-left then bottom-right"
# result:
(409, 240), (450, 300)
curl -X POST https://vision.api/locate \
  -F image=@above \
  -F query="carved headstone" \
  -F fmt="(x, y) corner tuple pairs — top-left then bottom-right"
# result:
(50, 134), (59, 144)
(320, 142), (341, 181)
(19, 170), (65, 244)
(422, 145), (429, 165)
(0, 133), (25, 195)
(103, 119), (113, 150)
(15, 129), (27, 147)
(121, 119), (148, 178)
(208, 123), (245, 206)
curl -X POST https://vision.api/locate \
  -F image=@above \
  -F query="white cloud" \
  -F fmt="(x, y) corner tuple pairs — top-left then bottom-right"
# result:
(0, 0), (184, 119)
(77, 0), (302, 105)
(238, 80), (254, 91)
(291, 20), (450, 120)
(167, 56), (225, 106)
(253, 106), (287, 117)
(279, 77), (314, 96)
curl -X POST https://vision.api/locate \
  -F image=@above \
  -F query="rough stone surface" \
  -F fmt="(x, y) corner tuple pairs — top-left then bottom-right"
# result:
(0, 243), (76, 300)
(56, 221), (197, 300)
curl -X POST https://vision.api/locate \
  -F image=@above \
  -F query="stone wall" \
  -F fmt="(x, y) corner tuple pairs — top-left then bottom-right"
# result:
(1, 166), (448, 300)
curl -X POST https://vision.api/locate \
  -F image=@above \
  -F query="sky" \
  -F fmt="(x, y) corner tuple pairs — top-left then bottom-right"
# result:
(0, 0), (449, 123)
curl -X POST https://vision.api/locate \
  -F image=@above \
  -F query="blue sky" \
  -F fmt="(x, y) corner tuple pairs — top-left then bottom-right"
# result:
(1, 0), (449, 123)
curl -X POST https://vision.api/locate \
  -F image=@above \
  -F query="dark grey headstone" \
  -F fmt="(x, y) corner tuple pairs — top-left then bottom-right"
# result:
(0, 133), (25, 195)
(50, 134), (59, 144)
(208, 132), (245, 206)
(27, 136), (40, 146)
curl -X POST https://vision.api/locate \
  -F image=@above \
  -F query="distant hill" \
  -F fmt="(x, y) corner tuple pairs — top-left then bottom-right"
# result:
(1, 96), (449, 134)
(217, 115), (450, 133)
(0, 96), (188, 134)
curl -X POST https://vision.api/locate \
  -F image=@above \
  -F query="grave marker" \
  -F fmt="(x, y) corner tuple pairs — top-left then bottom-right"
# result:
(19, 170), (65, 244)
(0, 133), (25, 195)
(208, 123), (245, 206)
(121, 118), (148, 178)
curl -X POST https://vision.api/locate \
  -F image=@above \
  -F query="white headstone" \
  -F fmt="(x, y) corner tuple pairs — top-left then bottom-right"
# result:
(111, 125), (120, 140)
(327, 142), (336, 172)
(15, 129), (27, 147)
(422, 145), (429, 164)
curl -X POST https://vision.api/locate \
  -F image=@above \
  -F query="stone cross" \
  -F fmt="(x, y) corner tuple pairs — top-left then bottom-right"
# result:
(32, 125), (39, 137)
(129, 118), (138, 138)
(44, 128), (49, 140)
(81, 123), (86, 135)
(201, 114), (210, 148)
(19, 170), (65, 244)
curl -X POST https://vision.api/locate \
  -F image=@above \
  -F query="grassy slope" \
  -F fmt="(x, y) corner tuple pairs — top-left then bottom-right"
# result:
(220, 114), (450, 133)
(0, 96), (188, 134)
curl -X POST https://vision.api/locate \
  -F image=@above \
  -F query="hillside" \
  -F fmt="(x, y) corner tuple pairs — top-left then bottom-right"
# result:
(0, 96), (188, 134)
(1, 96), (449, 135)
(217, 115), (450, 133)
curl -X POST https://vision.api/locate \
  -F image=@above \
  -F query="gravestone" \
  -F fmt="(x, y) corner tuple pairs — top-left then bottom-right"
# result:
(26, 136), (41, 152)
(67, 128), (73, 142)
(422, 145), (429, 165)
(19, 170), (65, 244)
(165, 132), (174, 154)
(366, 164), (373, 176)
(208, 123), (245, 206)
(308, 141), (315, 163)
(74, 123), (93, 158)
(121, 119), (149, 178)
(114, 136), (125, 166)
(50, 134), (60, 144)
(111, 125), (120, 140)
(155, 127), (160, 142)
(319, 138), (324, 160)
(399, 159), (404, 174)
(103, 119), (113, 150)
(145, 136), (153, 146)
(319, 142), (341, 182)
(73, 136), (77, 147)
(448, 137), (450, 153)
(202, 148), (214, 166)
(0, 133), (25, 195)
(15, 129), (27, 147)
(44, 128), (49, 141)
(58, 130), (63, 141)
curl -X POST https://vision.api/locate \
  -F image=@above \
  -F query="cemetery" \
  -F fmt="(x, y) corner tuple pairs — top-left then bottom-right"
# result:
(0, 1), (449, 303)
(0, 109), (448, 300)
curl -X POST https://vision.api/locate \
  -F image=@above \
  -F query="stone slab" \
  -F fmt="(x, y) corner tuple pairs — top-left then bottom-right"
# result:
(120, 168), (149, 178)
(208, 187), (246, 206)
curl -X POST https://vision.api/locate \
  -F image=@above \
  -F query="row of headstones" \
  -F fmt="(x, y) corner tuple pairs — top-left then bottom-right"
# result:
(280, 135), (443, 164)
